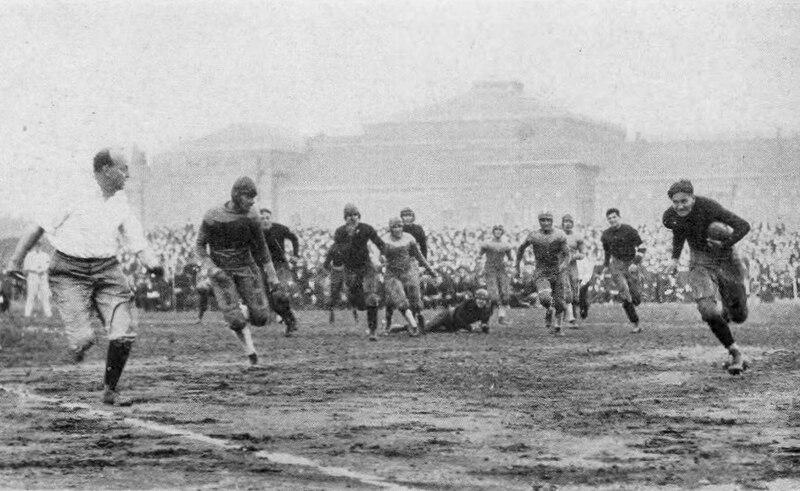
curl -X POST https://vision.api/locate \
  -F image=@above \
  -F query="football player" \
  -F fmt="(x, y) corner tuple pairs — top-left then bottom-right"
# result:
(424, 288), (496, 334)
(478, 225), (514, 325)
(663, 179), (751, 374)
(516, 211), (571, 335)
(600, 208), (646, 333)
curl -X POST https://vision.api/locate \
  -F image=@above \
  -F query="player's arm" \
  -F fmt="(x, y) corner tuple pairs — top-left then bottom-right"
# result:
(121, 210), (160, 271)
(558, 238), (571, 272)
(663, 209), (685, 274)
(5, 224), (44, 274)
(574, 237), (587, 260)
(515, 240), (530, 276)
(419, 229), (428, 259)
(194, 221), (222, 279)
(410, 241), (436, 277)
(252, 219), (279, 287)
(715, 207), (751, 248)
(600, 234), (611, 268)
(285, 226), (301, 260)
(629, 230), (646, 272)
(368, 226), (386, 253)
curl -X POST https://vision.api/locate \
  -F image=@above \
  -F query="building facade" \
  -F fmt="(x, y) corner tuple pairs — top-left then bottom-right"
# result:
(132, 81), (800, 231)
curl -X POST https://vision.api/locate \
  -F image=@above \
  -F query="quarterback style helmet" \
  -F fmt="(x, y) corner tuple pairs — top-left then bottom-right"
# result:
(343, 203), (361, 219)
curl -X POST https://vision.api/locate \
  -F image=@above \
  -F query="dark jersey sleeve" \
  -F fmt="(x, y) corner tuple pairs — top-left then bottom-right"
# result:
(282, 224), (300, 257)
(516, 239), (531, 265)
(249, 215), (270, 266)
(600, 231), (611, 266)
(367, 225), (385, 253)
(417, 226), (428, 258)
(663, 208), (688, 260)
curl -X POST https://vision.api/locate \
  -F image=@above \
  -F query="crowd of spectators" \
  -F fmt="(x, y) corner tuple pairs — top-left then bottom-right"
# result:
(120, 221), (800, 312)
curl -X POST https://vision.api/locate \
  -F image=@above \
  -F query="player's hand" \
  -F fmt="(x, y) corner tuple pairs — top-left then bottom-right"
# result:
(288, 255), (299, 265)
(206, 266), (225, 280)
(627, 264), (638, 274)
(706, 238), (726, 250)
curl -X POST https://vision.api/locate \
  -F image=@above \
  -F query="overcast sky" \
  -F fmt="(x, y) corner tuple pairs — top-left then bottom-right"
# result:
(0, 0), (798, 214)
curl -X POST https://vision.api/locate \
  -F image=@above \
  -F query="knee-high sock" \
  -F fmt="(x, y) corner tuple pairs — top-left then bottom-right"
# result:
(367, 307), (378, 333)
(385, 306), (394, 325)
(105, 339), (133, 391)
(402, 308), (418, 328)
(233, 327), (256, 355)
(622, 301), (639, 324)
(708, 318), (735, 348)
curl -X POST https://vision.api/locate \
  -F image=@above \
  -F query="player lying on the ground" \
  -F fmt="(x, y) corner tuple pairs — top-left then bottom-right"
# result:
(414, 288), (496, 334)
(662, 179), (752, 375)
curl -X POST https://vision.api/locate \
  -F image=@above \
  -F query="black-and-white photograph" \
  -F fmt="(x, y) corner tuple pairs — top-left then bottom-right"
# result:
(1, 0), (798, 489)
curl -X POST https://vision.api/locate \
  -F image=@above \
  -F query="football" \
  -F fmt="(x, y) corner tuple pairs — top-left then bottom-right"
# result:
(707, 221), (733, 241)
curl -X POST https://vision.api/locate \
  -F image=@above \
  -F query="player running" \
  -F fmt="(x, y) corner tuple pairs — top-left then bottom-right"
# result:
(425, 288), (496, 334)
(259, 208), (299, 337)
(478, 225), (514, 326)
(384, 207), (428, 330)
(600, 208), (646, 333)
(380, 217), (437, 337)
(561, 214), (586, 327)
(326, 203), (385, 340)
(196, 176), (280, 366)
(662, 179), (752, 375)
(516, 211), (571, 335)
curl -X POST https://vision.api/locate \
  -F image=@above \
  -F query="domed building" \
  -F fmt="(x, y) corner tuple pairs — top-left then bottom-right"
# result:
(132, 81), (799, 230)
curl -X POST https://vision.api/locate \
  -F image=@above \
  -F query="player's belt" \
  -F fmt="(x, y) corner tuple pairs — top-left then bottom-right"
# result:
(55, 250), (117, 264)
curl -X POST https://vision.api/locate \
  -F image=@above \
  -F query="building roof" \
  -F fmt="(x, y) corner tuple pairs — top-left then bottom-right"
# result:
(378, 81), (615, 129)
(176, 123), (307, 153)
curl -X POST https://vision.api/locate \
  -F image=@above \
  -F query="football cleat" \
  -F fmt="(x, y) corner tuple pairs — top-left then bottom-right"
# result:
(248, 353), (259, 366)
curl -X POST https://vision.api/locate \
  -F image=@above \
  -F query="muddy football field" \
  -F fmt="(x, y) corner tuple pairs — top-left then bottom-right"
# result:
(1, 302), (799, 490)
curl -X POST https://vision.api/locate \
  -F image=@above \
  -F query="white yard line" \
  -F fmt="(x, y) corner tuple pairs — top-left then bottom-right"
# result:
(1, 385), (414, 491)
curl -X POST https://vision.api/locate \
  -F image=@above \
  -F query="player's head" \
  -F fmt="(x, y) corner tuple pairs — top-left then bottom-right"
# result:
(94, 147), (129, 193)
(400, 207), (415, 224)
(474, 288), (489, 306)
(389, 217), (404, 237)
(561, 214), (574, 232)
(491, 224), (505, 238)
(343, 203), (361, 225)
(538, 211), (554, 232)
(605, 208), (621, 228)
(668, 179), (696, 217)
(259, 208), (273, 229)
(231, 176), (258, 213)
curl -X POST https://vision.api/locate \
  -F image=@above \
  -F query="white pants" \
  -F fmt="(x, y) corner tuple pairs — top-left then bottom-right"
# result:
(25, 272), (52, 317)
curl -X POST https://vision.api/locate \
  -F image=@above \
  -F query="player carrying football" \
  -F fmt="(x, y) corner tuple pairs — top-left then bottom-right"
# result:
(662, 179), (751, 375)
(516, 211), (571, 335)
(478, 225), (514, 326)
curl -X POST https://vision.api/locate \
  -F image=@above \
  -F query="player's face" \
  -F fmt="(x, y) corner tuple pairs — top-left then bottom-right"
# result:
(345, 212), (360, 227)
(539, 217), (553, 232)
(391, 224), (403, 238)
(562, 220), (574, 232)
(235, 193), (256, 212)
(401, 214), (414, 225)
(475, 296), (488, 307)
(492, 229), (503, 239)
(105, 153), (130, 191)
(671, 192), (695, 217)
(260, 211), (273, 229)
(606, 213), (621, 228)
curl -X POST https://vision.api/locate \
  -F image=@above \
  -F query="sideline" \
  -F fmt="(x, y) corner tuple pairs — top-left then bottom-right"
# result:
(1, 385), (414, 491)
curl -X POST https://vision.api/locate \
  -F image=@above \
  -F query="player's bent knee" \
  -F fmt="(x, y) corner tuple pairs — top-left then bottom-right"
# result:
(224, 310), (248, 331)
(697, 299), (723, 322)
(366, 294), (380, 308)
